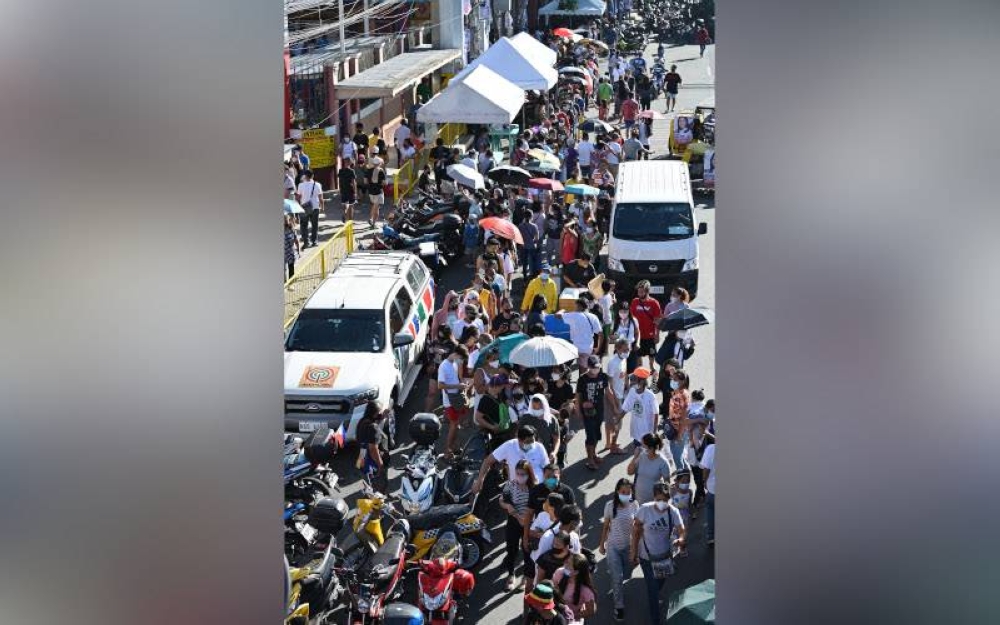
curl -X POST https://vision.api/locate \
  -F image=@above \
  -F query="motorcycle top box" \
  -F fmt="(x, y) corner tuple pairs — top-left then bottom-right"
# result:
(408, 413), (442, 447)
(302, 425), (339, 465)
(307, 497), (349, 535)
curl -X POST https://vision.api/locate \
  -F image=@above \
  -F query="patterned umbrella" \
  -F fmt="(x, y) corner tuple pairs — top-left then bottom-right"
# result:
(528, 178), (564, 191)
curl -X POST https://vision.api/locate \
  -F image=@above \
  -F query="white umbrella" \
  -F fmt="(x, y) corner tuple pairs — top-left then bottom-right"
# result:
(508, 336), (579, 368)
(284, 199), (305, 214)
(446, 163), (486, 190)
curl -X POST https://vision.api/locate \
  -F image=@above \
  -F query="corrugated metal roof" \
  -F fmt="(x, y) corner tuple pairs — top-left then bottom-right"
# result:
(336, 49), (461, 98)
(289, 35), (392, 74)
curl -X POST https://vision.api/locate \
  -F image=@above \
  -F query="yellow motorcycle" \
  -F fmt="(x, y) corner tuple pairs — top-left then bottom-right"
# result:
(285, 557), (311, 625)
(341, 483), (491, 571)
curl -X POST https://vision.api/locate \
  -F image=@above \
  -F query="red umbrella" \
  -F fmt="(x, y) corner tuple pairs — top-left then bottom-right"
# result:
(479, 217), (524, 245)
(552, 28), (577, 39)
(527, 178), (564, 191)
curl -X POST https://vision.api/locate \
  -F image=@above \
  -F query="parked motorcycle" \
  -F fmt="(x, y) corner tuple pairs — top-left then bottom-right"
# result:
(390, 214), (465, 261)
(341, 482), (490, 572)
(398, 413), (444, 515)
(366, 225), (443, 275)
(415, 525), (476, 625)
(437, 432), (489, 508)
(334, 519), (414, 625)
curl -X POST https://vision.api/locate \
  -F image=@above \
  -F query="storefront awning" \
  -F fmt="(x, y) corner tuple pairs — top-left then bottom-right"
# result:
(337, 49), (461, 99)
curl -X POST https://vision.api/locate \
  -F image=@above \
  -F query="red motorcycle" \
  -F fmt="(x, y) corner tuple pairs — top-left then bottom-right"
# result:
(415, 524), (475, 625)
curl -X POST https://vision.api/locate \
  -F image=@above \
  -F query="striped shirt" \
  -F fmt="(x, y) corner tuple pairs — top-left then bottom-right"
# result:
(501, 481), (532, 518)
(603, 499), (639, 550)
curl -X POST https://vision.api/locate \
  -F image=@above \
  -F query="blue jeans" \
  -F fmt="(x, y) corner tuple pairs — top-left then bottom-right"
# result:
(705, 491), (715, 541)
(606, 545), (632, 609)
(524, 247), (542, 278)
(668, 438), (687, 470)
(639, 558), (666, 623)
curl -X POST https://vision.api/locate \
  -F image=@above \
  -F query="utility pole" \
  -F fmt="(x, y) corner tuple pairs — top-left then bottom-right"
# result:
(339, 0), (346, 53)
(364, 0), (370, 35)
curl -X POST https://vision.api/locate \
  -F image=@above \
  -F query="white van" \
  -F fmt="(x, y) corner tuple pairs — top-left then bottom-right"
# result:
(283, 251), (435, 441)
(606, 161), (708, 300)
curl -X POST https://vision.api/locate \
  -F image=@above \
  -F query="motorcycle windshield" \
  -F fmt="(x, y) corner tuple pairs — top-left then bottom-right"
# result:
(428, 534), (460, 562)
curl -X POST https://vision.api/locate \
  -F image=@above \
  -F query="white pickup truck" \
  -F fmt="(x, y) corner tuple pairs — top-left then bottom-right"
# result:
(283, 252), (435, 442)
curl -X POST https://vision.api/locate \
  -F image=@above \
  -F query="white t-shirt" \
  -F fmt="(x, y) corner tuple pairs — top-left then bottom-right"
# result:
(437, 358), (461, 407)
(606, 353), (628, 399)
(450, 317), (485, 341)
(561, 311), (602, 354)
(532, 526), (582, 563)
(284, 172), (296, 193)
(598, 294), (614, 325)
(491, 439), (549, 483)
(622, 387), (658, 442)
(296, 180), (323, 208)
(341, 141), (357, 160)
(393, 124), (411, 147)
(576, 140), (595, 166)
(605, 142), (621, 165)
(612, 318), (638, 344)
(700, 443), (716, 494)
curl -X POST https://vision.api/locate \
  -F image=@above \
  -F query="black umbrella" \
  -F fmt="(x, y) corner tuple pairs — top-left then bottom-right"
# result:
(580, 119), (615, 134)
(487, 165), (531, 187)
(658, 306), (714, 331)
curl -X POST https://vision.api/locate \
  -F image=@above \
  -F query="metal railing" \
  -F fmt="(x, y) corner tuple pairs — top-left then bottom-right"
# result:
(283, 221), (355, 329)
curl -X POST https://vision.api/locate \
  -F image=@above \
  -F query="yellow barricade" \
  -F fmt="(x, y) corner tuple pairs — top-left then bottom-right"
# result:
(283, 221), (355, 329)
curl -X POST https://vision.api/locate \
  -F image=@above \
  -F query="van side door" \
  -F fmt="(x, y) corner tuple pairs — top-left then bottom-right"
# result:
(390, 286), (416, 376)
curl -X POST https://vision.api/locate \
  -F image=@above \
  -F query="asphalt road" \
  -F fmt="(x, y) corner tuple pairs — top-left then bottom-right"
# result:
(312, 41), (715, 625)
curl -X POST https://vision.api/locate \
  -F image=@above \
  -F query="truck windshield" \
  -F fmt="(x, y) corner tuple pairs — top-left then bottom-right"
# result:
(285, 309), (385, 353)
(613, 202), (694, 241)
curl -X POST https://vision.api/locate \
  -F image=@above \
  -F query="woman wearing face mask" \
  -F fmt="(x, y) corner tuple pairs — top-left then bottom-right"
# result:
(500, 459), (537, 590)
(551, 553), (597, 623)
(611, 303), (641, 372)
(663, 287), (690, 317)
(603, 338), (631, 455)
(669, 468), (694, 557)
(627, 433), (674, 504)
(631, 482), (686, 625)
(525, 294), (550, 331)
(656, 327), (696, 370)
(471, 347), (503, 415)
(519, 393), (560, 466)
(430, 290), (460, 338)
(580, 219), (603, 272)
(598, 479), (639, 621)
(424, 325), (458, 412)
(665, 370), (691, 469)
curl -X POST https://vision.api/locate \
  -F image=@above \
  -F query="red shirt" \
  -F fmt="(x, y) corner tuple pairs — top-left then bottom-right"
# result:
(561, 230), (579, 266)
(630, 296), (662, 339)
(696, 28), (710, 44)
(621, 99), (639, 121)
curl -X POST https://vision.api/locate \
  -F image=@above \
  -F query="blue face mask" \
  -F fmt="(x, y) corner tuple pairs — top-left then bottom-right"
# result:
(544, 477), (559, 489)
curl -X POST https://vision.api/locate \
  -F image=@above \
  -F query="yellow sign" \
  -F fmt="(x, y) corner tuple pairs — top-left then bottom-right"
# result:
(299, 128), (337, 170)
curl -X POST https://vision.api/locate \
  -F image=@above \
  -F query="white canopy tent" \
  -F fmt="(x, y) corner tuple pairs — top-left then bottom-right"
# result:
(451, 37), (558, 91)
(416, 66), (525, 125)
(508, 32), (558, 68)
(538, 0), (607, 16)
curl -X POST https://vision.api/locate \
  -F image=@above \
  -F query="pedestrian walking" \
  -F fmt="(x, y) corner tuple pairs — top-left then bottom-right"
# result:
(284, 214), (300, 281)
(663, 65), (682, 113)
(598, 478), (638, 621)
(551, 553), (598, 623)
(630, 280), (662, 371)
(575, 355), (612, 470)
(603, 338), (630, 454)
(366, 155), (386, 227)
(696, 23), (712, 57)
(356, 400), (391, 494)
(337, 158), (357, 223)
(500, 459), (536, 590)
(630, 482), (686, 625)
(296, 169), (323, 247)
(611, 303), (641, 371)
(700, 439), (716, 546)
(620, 366), (659, 448)
(392, 119), (411, 167)
(519, 208), (543, 279)
(664, 369), (691, 469)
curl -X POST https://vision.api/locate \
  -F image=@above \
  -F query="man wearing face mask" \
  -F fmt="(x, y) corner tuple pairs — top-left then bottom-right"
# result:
(561, 251), (597, 289)
(521, 263), (559, 315)
(474, 373), (514, 451)
(631, 482), (686, 624)
(575, 355), (614, 470)
(438, 345), (470, 455)
(523, 463), (576, 564)
(630, 280), (663, 371)
(620, 367), (659, 448)
(474, 425), (549, 493)
(603, 338), (631, 454)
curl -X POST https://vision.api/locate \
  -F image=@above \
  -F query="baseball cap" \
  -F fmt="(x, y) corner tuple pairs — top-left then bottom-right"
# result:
(586, 355), (601, 368)
(488, 373), (509, 387)
(633, 367), (652, 379)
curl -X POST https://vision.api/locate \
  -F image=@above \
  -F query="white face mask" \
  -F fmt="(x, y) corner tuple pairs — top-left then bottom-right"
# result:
(678, 482), (690, 490)
(654, 500), (669, 512)
(670, 296), (679, 303)
(514, 473), (528, 484)
(489, 360), (500, 368)
(669, 380), (680, 390)
(540, 273), (550, 281)
(676, 330), (687, 339)
(618, 493), (631, 503)
(551, 372), (561, 381)
(529, 407), (544, 416)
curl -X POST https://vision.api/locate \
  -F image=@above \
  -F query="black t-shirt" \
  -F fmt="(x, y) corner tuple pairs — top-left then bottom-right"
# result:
(576, 372), (609, 417)
(368, 168), (385, 195)
(356, 417), (387, 455)
(544, 211), (563, 239)
(528, 482), (576, 514)
(548, 381), (575, 413)
(491, 312), (517, 334)
(353, 132), (369, 151)
(562, 261), (596, 288)
(432, 145), (450, 168)
(337, 167), (356, 193)
(375, 138), (387, 155)
(664, 72), (682, 93)
(476, 394), (502, 430)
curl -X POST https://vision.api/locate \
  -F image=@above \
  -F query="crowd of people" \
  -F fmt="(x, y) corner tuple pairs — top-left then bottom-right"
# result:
(282, 20), (716, 622)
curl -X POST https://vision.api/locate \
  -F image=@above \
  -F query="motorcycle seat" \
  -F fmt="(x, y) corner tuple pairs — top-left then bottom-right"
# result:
(360, 532), (407, 580)
(406, 504), (473, 531)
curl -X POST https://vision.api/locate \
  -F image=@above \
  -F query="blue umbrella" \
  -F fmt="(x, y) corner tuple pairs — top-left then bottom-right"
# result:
(474, 333), (529, 368)
(284, 199), (305, 214)
(565, 183), (600, 197)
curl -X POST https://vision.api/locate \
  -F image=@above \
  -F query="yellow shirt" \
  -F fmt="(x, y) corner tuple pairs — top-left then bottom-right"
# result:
(521, 276), (559, 313)
(564, 177), (581, 205)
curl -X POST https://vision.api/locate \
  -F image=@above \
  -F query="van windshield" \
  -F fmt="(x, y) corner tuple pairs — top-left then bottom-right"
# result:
(613, 202), (694, 241)
(285, 309), (385, 353)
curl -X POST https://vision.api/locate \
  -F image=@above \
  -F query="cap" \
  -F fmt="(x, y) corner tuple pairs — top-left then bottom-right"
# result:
(526, 583), (556, 611)
(540, 262), (551, 271)
(371, 146), (380, 154)
(633, 367), (652, 379)
(371, 156), (384, 167)
(586, 355), (601, 368)
(488, 373), (509, 387)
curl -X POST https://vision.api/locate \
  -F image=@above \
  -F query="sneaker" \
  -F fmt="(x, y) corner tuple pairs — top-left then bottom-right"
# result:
(505, 575), (519, 591)
(614, 608), (625, 621)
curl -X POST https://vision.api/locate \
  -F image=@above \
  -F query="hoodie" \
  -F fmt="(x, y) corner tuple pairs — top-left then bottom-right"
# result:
(431, 291), (459, 338)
